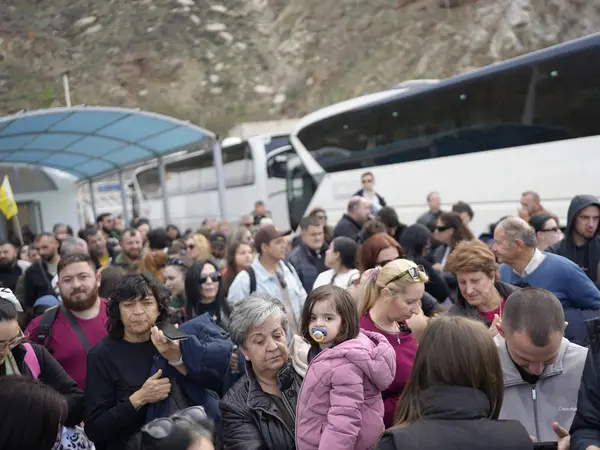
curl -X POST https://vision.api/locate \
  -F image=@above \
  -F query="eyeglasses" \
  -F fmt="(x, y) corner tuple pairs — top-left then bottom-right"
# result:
(387, 265), (424, 285)
(0, 330), (26, 352)
(142, 406), (209, 440)
(540, 227), (560, 233)
(200, 272), (221, 284)
(362, 178), (373, 184)
(434, 225), (452, 232)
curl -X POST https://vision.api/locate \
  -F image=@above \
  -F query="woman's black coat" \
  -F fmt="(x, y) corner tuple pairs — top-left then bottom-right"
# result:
(376, 386), (533, 450)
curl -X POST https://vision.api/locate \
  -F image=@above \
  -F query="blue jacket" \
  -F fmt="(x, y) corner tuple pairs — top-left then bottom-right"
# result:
(146, 313), (232, 427)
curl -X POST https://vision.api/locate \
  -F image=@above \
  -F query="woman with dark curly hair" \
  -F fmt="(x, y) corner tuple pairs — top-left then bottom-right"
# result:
(84, 272), (173, 450)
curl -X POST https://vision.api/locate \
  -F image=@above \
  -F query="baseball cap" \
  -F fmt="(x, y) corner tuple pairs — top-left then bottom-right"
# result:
(254, 225), (291, 252)
(209, 232), (227, 245)
(33, 295), (61, 309)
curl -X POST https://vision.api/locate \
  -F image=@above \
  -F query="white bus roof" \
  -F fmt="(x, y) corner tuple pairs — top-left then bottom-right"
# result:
(292, 81), (440, 135)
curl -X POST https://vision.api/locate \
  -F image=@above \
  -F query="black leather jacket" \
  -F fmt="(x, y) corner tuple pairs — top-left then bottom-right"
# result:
(219, 360), (302, 450)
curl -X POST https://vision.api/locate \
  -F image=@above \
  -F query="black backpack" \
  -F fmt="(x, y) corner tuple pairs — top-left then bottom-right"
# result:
(36, 304), (91, 353)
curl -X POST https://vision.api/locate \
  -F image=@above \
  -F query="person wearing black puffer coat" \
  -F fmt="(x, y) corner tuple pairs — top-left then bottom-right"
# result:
(571, 316), (600, 450)
(376, 316), (532, 450)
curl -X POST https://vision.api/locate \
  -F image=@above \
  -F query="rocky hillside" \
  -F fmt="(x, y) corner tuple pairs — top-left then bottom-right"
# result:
(1, 0), (599, 134)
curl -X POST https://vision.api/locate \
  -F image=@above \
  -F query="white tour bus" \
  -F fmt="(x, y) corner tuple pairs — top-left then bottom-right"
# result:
(288, 33), (600, 235)
(131, 134), (308, 230)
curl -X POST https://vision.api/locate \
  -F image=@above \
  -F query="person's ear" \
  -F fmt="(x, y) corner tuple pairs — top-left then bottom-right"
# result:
(381, 287), (392, 300)
(564, 321), (569, 329)
(240, 345), (250, 362)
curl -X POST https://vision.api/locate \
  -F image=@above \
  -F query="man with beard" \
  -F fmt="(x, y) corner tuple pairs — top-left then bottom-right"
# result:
(23, 233), (61, 309)
(112, 229), (144, 273)
(83, 226), (115, 270)
(25, 253), (108, 389)
(0, 241), (30, 292)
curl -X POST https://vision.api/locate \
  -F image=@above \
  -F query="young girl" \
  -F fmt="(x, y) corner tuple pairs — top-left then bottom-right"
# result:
(295, 285), (396, 450)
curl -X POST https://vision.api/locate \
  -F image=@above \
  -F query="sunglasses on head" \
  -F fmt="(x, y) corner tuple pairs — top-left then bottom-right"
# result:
(435, 225), (453, 232)
(200, 272), (221, 284)
(167, 258), (188, 268)
(141, 406), (209, 440)
(387, 265), (424, 285)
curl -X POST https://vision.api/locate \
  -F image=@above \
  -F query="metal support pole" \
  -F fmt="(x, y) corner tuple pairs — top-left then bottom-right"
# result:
(157, 157), (171, 226)
(63, 73), (72, 107)
(118, 170), (129, 228)
(212, 139), (228, 220)
(88, 179), (97, 223)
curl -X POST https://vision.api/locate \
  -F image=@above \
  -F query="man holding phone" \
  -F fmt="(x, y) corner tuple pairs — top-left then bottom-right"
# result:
(494, 288), (587, 449)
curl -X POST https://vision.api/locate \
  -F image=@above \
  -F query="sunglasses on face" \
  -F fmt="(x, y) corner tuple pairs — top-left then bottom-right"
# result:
(142, 406), (209, 440)
(434, 225), (453, 232)
(387, 265), (424, 285)
(200, 272), (221, 284)
(540, 227), (560, 233)
(0, 330), (26, 352)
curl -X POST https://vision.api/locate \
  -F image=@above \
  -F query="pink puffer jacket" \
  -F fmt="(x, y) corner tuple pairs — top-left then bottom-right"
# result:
(296, 330), (396, 450)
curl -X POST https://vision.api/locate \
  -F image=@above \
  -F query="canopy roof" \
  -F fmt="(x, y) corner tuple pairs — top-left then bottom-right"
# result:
(0, 106), (215, 180)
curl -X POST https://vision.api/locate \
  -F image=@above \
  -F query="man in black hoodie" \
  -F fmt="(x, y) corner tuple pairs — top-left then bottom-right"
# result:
(546, 195), (600, 287)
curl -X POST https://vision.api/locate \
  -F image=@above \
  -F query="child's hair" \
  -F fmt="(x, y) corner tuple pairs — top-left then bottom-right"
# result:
(300, 285), (360, 346)
(358, 259), (429, 317)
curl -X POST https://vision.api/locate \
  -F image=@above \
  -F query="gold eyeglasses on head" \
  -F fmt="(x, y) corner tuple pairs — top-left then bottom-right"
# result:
(387, 265), (424, 285)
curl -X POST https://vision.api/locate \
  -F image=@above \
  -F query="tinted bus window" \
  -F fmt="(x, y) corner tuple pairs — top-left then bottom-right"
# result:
(296, 42), (600, 173)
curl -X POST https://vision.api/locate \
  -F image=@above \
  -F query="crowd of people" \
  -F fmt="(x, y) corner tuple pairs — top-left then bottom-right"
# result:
(1, 173), (600, 450)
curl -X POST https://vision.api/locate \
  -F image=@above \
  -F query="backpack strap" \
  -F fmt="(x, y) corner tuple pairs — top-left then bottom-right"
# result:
(23, 343), (41, 379)
(245, 266), (257, 294)
(60, 305), (92, 353)
(36, 305), (60, 349)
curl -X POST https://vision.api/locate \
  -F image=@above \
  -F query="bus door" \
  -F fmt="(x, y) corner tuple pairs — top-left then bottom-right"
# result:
(266, 145), (294, 230)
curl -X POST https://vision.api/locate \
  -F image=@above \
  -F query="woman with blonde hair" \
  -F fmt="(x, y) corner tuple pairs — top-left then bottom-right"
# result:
(376, 316), (532, 450)
(358, 258), (428, 428)
(186, 233), (211, 262)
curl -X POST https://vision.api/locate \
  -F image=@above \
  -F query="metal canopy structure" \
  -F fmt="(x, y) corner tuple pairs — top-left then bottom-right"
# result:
(0, 106), (225, 225)
(0, 106), (215, 180)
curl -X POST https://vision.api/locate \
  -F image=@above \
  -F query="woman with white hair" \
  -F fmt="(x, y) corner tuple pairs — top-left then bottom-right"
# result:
(220, 293), (302, 450)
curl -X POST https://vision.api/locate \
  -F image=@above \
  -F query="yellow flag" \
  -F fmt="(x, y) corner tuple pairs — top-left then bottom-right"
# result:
(0, 176), (18, 219)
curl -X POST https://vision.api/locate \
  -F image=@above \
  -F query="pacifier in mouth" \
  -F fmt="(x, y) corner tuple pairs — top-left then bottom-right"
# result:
(311, 327), (327, 342)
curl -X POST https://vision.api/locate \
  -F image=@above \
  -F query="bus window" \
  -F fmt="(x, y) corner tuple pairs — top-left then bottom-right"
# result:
(533, 45), (600, 139)
(135, 143), (254, 199)
(222, 143), (254, 188)
(136, 167), (161, 199)
(267, 147), (294, 179)
(286, 155), (317, 230)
